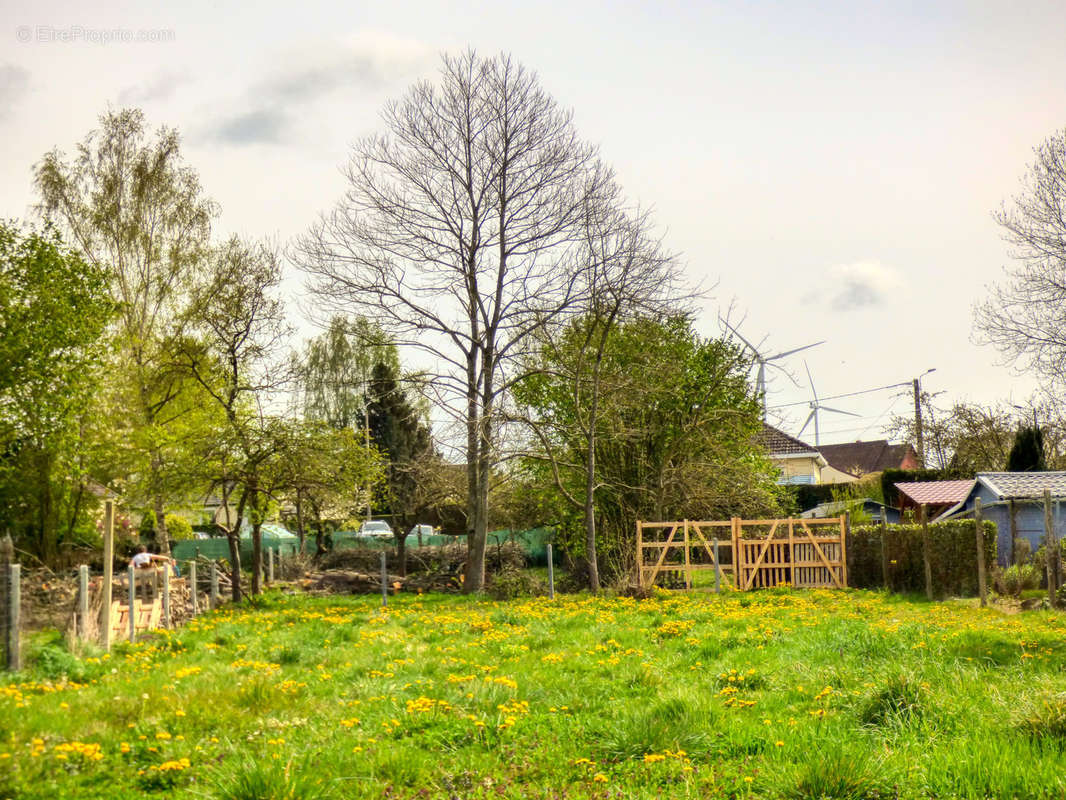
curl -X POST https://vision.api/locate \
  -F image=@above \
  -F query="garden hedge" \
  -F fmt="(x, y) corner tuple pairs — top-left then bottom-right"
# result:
(847, 519), (997, 597)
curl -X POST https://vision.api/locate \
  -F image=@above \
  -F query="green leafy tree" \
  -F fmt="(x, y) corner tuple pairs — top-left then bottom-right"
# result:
(35, 108), (216, 555)
(0, 222), (112, 561)
(300, 315), (399, 431)
(515, 315), (781, 582)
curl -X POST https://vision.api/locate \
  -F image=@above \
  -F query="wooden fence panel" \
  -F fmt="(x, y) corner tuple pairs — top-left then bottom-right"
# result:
(637, 517), (846, 592)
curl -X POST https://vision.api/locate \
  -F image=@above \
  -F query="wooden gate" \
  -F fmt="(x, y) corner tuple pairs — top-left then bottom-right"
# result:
(637, 517), (847, 591)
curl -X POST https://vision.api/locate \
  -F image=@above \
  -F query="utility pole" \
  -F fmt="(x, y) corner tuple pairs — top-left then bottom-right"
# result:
(913, 378), (923, 469)
(912, 368), (936, 469)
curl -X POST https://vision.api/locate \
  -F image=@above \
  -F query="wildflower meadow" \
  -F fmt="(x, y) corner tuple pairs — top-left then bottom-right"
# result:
(3, 589), (1066, 799)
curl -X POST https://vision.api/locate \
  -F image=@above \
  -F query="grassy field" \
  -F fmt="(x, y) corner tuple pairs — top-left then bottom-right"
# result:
(3, 588), (1066, 799)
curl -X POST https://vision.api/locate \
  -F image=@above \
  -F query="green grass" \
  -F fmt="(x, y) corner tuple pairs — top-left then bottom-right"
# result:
(3, 587), (1066, 798)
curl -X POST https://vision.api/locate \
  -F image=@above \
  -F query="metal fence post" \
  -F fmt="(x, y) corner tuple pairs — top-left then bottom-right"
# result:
(189, 561), (198, 616)
(713, 539), (721, 594)
(268, 547), (275, 585)
(380, 551), (388, 607)
(78, 564), (89, 640)
(6, 563), (20, 670)
(127, 566), (136, 643)
(162, 567), (171, 628)
(210, 561), (219, 609)
(546, 543), (555, 600)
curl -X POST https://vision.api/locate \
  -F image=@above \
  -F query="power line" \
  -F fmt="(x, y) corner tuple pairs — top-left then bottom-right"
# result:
(768, 380), (910, 410)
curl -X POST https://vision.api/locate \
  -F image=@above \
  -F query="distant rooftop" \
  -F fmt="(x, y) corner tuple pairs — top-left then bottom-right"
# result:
(757, 423), (818, 456)
(818, 440), (916, 476)
(978, 471), (1066, 499)
(895, 480), (975, 506)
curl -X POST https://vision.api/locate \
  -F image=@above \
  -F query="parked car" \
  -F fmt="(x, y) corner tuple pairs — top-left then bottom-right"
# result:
(409, 524), (434, 546)
(357, 519), (394, 539)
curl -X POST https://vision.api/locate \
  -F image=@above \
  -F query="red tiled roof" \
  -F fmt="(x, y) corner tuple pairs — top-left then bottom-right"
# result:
(894, 480), (975, 506)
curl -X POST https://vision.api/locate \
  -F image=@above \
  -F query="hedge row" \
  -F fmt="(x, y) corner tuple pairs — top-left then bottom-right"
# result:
(848, 519), (997, 597)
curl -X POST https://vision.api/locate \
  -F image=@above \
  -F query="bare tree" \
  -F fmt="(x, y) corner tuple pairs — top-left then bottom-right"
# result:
(178, 237), (291, 598)
(298, 51), (611, 591)
(35, 109), (216, 555)
(975, 129), (1066, 385)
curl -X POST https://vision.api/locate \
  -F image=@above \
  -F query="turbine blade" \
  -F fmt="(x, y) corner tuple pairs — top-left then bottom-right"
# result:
(721, 320), (759, 355)
(820, 406), (860, 417)
(765, 341), (826, 361)
(804, 361), (817, 401)
(797, 409), (816, 437)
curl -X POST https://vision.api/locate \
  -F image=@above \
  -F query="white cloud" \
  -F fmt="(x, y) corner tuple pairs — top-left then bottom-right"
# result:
(825, 260), (903, 311)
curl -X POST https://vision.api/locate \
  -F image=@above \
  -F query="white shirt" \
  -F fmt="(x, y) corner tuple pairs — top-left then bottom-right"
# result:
(131, 552), (153, 568)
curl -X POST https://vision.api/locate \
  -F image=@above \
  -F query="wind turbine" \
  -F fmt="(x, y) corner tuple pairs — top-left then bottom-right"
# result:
(797, 361), (858, 446)
(720, 318), (824, 419)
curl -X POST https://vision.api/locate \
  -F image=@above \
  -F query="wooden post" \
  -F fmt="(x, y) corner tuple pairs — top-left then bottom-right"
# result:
(682, 520), (692, 590)
(189, 561), (198, 616)
(267, 546), (275, 585)
(841, 512), (850, 589)
(713, 538), (721, 594)
(731, 517), (742, 592)
(635, 520), (644, 590)
(380, 551), (388, 608)
(210, 561), (219, 609)
(1044, 490), (1057, 607)
(162, 567), (171, 629)
(78, 564), (90, 640)
(1009, 499), (1018, 564)
(100, 500), (114, 651)
(879, 507), (890, 591)
(787, 517), (795, 587)
(546, 543), (555, 600)
(920, 505), (933, 601)
(975, 497), (987, 607)
(0, 535), (10, 668)
(6, 563), (20, 671)
(127, 566), (136, 644)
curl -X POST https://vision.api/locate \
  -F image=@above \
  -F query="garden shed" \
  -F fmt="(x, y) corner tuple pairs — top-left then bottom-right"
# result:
(936, 472), (1066, 566)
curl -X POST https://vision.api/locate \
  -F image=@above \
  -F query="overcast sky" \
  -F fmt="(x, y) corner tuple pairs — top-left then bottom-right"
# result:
(3, 0), (1064, 445)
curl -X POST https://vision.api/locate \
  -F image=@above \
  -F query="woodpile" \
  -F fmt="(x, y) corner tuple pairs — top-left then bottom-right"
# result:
(301, 569), (462, 595)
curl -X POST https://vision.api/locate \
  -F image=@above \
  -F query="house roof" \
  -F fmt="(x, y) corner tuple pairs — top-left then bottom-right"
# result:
(895, 480), (976, 506)
(818, 440), (916, 476)
(757, 423), (819, 456)
(978, 471), (1066, 499)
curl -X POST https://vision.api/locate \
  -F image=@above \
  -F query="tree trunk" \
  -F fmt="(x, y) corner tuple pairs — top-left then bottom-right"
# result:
(251, 520), (263, 595)
(395, 533), (408, 577)
(230, 489), (248, 602)
(464, 349), (481, 592)
(226, 531), (242, 603)
(295, 491), (305, 555)
(152, 492), (171, 557)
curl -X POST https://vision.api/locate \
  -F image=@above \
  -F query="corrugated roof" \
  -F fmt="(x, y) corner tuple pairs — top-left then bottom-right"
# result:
(895, 480), (975, 505)
(756, 423), (818, 456)
(818, 440), (916, 475)
(978, 471), (1066, 499)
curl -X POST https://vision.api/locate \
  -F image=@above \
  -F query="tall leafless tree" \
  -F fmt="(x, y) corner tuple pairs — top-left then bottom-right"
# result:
(298, 51), (612, 591)
(975, 129), (1066, 385)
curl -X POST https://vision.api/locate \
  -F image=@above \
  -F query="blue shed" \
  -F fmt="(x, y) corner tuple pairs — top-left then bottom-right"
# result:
(937, 472), (1066, 566)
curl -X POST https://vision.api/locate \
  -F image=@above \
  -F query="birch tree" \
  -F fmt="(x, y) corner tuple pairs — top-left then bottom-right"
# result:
(35, 109), (215, 555)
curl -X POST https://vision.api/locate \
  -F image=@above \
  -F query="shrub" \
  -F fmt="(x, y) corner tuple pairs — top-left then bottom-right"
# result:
(996, 564), (1041, 596)
(848, 520), (996, 597)
(165, 513), (194, 541)
(487, 567), (547, 599)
